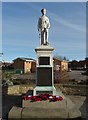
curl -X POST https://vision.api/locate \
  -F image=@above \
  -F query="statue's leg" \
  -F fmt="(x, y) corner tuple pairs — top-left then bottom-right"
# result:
(45, 30), (47, 44)
(44, 31), (46, 44)
(45, 29), (48, 44)
(41, 31), (44, 45)
(41, 34), (42, 45)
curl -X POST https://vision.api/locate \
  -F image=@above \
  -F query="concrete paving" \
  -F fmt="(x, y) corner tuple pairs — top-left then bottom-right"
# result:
(8, 107), (22, 118)
(67, 95), (87, 119)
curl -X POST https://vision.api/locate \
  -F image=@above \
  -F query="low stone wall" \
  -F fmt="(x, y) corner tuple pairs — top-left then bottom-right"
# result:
(2, 84), (87, 96)
(2, 85), (34, 95)
(8, 85), (20, 95)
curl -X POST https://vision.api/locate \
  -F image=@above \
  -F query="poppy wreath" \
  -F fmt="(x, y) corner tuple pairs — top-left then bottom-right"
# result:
(22, 94), (63, 102)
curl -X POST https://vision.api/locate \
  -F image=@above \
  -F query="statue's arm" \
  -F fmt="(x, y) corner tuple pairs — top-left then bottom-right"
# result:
(48, 20), (50, 28)
(47, 18), (50, 29)
(38, 18), (41, 32)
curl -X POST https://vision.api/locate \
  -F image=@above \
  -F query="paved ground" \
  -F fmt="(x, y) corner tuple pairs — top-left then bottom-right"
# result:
(13, 70), (88, 84)
(68, 70), (88, 81)
(66, 95), (87, 119)
(2, 95), (22, 119)
(2, 94), (87, 120)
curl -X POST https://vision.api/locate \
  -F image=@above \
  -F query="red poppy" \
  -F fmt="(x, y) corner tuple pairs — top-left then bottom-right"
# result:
(57, 96), (63, 101)
(22, 94), (63, 102)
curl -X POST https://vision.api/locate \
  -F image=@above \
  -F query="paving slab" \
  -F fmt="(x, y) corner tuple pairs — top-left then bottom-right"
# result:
(22, 107), (68, 118)
(8, 106), (22, 119)
(9, 98), (81, 119)
(23, 100), (67, 108)
(22, 97), (81, 119)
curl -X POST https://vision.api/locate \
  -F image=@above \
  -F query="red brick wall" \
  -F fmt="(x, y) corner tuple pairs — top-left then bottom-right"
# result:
(13, 59), (24, 70)
(31, 62), (36, 72)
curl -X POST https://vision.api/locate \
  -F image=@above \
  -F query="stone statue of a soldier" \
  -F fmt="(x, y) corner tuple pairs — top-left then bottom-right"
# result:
(38, 8), (50, 45)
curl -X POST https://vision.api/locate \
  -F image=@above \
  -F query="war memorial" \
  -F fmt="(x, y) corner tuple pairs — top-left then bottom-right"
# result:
(34, 8), (56, 95)
(8, 8), (81, 119)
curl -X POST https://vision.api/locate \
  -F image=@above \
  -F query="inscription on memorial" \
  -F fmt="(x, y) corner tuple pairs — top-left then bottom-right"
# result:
(37, 67), (52, 86)
(39, 57), (50, 65)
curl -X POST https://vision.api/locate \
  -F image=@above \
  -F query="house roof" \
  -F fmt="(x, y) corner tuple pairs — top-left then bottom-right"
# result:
(53, 57), (62, 61)
(13, 57), (36, 62)
(53, 57), (68, 62)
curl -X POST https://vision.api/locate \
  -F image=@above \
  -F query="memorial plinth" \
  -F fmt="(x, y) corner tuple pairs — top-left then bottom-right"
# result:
(34, 45), (56, 95)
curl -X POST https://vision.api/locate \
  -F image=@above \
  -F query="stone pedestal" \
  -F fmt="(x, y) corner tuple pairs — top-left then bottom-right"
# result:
(34, 86), (56, 95)
(34, 45), (56, 95)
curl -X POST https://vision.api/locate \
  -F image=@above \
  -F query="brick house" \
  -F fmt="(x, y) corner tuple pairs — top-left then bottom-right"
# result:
(61, 60), (68, 71)
(13, 57), (36, 74)
(53, 57), (68, 83)
(53, 57), (68, 72)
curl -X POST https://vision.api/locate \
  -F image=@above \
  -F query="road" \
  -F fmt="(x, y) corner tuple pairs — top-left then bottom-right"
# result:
(13, 70), (88, 82)
(2, 95), (22, 119)
(68, 70), (88, 81)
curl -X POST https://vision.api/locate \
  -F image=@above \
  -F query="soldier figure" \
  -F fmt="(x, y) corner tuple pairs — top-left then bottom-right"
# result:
(38, 8), (50, 45)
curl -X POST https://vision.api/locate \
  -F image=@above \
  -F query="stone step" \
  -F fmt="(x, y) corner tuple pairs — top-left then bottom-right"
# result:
(9, 97), (81, 119)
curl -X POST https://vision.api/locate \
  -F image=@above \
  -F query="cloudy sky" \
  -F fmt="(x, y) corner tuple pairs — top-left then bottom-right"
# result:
(2, 2), (86, 62)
